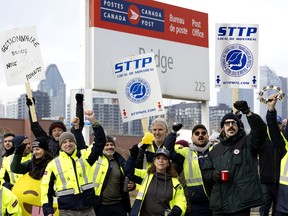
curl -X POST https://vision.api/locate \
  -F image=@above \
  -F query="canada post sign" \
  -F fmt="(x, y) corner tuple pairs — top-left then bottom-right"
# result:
(101, 0), (164, 32)
(90, 0), (210, 101)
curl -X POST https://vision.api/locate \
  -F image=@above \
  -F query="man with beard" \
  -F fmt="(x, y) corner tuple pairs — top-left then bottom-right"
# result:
(164, 122), (213, 216)
(90, 135), (134, 216)
(202, 100), (267, 216)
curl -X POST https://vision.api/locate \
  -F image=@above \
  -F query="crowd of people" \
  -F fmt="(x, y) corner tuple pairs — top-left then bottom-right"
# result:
(1, 93), (288, 216)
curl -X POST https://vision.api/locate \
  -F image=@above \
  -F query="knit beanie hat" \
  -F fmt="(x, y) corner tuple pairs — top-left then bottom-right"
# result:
(220, 113), (241, 128)
(175, 139), (189, 148)
(32, 137), (49, 151)
(192, 124), (207, 134)
(59, 132), (76, 146)
(49, 121), (67, 136)
(12, 135), (28, 148)
(106, 135), (116, 145)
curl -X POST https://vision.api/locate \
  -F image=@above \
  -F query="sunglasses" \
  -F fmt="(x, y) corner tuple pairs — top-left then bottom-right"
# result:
(194, 131), (207, 136)
(224, 121), (237, 127)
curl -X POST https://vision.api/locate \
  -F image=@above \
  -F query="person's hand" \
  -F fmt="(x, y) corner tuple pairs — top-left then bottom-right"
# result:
(172, 122), (183, 133)
(267, 93), (279, 111)
(84, 110), (97, 125)
(72, 117), (80, 129)
(129, 144), (139, 159)
(141, 132), (154, 145)
(212, 170), (220, 182)
(15, 143), (27, 155)
(75, 93), (84, 104)
(168, 206), (182, 216)
(25, 95), (35, 107)
(233, 100), (250, 114)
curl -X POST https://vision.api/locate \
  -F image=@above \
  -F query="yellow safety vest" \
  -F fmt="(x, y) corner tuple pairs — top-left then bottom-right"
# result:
(278, 133), (288, 185)
(41, 150), (94, 204)
(0, 153), (31, 185)
(0, 184), (22, 215)
(133, 170), (187, 216)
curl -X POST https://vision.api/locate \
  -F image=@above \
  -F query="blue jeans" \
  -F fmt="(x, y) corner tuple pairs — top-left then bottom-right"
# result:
(259, 183), (279, 216)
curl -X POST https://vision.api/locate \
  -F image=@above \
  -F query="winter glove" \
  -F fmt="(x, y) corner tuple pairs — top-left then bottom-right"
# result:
(233, 100), (250, 114)
(15, 143), (27, 155)
(212, 170), (220, 182)
(141, 132), (154, 145)
(168, 206), (182, 216)
(172, 122), (183, 133)
(25, 95), (35, 107)
(75, 93), (84, 104)
(129, 144), (139, 159)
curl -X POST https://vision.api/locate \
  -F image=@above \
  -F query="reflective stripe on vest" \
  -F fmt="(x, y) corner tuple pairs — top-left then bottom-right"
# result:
(0, 188), (2, 213)
(54, 157), (93, 197)
(92, 157), (103, 188)
(279, 134), (288, 185)
(136, 175), (149, 200)
(185, 150), (203, 185)
(9, 155), (16, 184)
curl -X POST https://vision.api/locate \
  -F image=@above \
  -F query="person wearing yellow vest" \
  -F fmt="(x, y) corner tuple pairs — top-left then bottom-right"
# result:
(135, 117), (169, 170)
(202, 100), (267, 216)
(1, 133), (15, 160)
(0, 135), (31, 190)
(165, 122), (213, 216)
(126, 146), (187, 216)
(265, 93), (288, 216)
(40, 110), (106, 216)
(0, 180), (22, 215)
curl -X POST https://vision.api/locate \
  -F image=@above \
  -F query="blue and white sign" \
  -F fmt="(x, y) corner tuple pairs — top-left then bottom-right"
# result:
(112, 53), (165, 122)
(215, 24), (259, 89)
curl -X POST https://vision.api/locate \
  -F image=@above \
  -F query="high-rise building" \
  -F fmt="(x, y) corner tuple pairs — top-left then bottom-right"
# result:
(18, 91), (50, 119)
(38, 64), (66, 119)
(6, 100), (18, 119)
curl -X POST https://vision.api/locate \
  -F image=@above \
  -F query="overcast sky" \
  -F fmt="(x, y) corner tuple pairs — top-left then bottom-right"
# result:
(1, 0), (287, 106)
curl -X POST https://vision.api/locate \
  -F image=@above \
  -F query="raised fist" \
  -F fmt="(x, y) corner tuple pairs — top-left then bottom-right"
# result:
(75, 93), (84, 104)
(233, 100), (250, 114)
(172, 122), (183, 132)
(141, 132), (155, 145)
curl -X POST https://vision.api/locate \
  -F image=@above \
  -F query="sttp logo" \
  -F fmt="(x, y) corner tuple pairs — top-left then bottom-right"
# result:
(125, 77), (151, 104)
(217, 26), (257, 37)
(115, 57), (152, 73)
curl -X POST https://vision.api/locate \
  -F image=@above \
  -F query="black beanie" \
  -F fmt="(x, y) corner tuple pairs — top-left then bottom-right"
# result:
(32, 137), (49, 151)
(3, 133), (15, 139)
(12, 135), (28, 148)
(106, 135), (115, 145)
(220, 113), (241, 128)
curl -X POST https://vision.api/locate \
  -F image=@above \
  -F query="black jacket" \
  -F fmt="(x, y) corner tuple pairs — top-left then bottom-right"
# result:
(202, 113), (267, 214)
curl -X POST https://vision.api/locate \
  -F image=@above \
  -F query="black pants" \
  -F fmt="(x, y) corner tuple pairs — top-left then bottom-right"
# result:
(213, 208), (250, 216)
(95, 202), (127, 216)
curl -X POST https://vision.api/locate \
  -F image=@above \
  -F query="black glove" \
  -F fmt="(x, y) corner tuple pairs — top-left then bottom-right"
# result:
(25, 95), (35, 107)
(15, 143), (27, 155)
(168, 206), (182, 216)
(212, 170), (220, 182)
(235, 110), (242, 120)
(172, 122), (183, 132)
(233, 100), (250, 114)
(129, 144), (139, 159)
(75, 93), (84, 104)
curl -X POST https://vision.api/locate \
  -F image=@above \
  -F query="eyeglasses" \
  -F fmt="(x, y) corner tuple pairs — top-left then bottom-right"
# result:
(194, 131), (207, 136)
(4, 140), (12, 143)
(224, 121), (237, 127)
